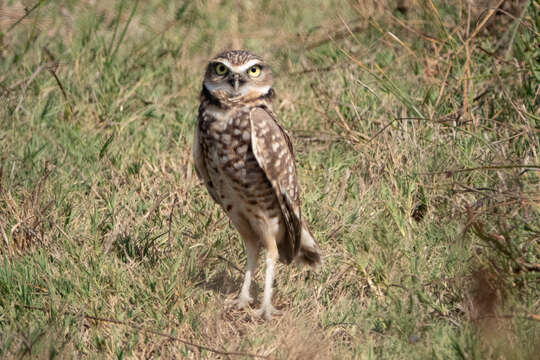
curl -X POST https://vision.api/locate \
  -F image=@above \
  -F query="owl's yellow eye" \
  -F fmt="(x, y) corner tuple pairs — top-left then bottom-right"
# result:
(215, 64), (228, 75)
(247, 65), (262, 78)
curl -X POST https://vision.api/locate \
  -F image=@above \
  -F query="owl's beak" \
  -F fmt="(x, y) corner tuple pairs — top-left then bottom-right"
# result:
(228, 73), (243, 92)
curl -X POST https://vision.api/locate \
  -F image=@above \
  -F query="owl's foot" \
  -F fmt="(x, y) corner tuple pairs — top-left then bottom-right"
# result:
(254, 304), (281, 321)
(226, 295), (254, 309)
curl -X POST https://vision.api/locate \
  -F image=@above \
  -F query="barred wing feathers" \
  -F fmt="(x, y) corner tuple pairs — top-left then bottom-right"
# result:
(249, 107), (302, 264)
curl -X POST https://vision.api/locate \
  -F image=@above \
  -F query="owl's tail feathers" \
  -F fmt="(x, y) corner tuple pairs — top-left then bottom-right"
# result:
(296, 222), (322, 268)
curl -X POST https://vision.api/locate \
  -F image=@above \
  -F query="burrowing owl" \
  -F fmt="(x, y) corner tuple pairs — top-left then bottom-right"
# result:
(193, 50), (321, 320)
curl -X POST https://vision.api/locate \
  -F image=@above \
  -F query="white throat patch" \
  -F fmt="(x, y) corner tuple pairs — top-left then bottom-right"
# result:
(204, 82), (271, 98)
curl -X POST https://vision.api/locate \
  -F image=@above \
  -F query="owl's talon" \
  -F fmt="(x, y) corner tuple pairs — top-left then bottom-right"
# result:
(226, 295), (254, 309)
(254, 304), (281, 320)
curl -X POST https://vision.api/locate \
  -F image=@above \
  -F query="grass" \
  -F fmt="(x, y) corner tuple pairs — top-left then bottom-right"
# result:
(0, 0), (539, 358)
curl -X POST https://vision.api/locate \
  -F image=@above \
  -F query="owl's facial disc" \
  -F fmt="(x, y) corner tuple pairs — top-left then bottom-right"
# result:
(204, 59), (272, 100)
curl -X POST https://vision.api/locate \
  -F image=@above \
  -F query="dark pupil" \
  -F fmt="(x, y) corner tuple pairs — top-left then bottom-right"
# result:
(251, 67), (257, 72)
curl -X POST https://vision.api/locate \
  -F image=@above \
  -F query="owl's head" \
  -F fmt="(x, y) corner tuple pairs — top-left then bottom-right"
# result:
(202, 50), (273, 103)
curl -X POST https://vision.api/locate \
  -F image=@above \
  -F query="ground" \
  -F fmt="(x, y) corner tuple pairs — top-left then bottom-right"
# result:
(0, 0), (539, 358)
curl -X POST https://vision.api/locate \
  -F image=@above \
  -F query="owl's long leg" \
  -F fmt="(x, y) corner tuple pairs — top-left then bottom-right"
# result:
(254, 239), (281, 320)
(227, 216), (259, 309)
(235, 238), (259, 307)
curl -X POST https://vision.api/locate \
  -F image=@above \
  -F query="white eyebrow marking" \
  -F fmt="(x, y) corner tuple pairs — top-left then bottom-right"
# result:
(213, 59), (262, 73)
(231, 59), (262, 72)
(213, 59), (233, 68)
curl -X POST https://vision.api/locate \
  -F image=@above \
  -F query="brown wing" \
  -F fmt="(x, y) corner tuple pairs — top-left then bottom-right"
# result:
(249, 107), (302, 263)
(193, 114), (220, 204)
